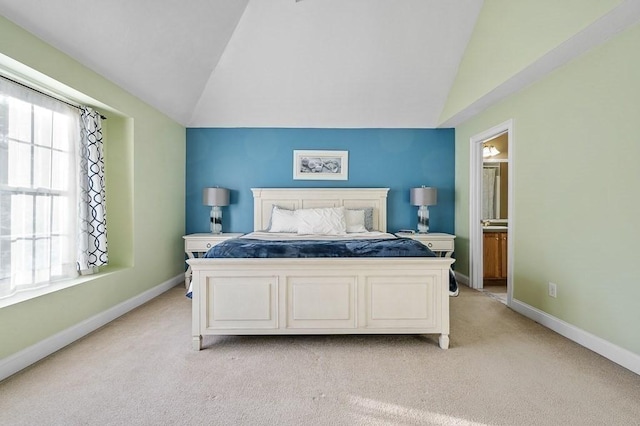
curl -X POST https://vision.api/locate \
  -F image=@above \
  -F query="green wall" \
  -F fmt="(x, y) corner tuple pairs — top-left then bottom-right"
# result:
(454, 21), (640, 354)
(440, 0), (624, 124)
(0, 17), (186, 359)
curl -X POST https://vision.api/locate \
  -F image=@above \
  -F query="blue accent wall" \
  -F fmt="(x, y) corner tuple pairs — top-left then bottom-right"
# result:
(186, 128), (454, 234)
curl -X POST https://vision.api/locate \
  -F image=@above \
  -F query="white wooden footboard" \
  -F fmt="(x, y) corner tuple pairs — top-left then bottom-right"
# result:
(188, 257), (454, 350)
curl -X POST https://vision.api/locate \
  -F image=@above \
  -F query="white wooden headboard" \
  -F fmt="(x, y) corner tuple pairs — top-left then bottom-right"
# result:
(251, 188), (390, 232)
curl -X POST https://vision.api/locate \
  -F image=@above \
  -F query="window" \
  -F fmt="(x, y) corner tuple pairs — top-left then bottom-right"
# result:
(0, 78), (82, 298)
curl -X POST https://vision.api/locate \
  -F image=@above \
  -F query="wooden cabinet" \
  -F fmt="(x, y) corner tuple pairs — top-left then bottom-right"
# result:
(483, 231), (507, 280)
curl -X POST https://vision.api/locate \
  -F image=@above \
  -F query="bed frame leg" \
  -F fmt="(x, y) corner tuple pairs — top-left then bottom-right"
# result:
(192, 335), (202, 351)
(439, 334), (449, 349)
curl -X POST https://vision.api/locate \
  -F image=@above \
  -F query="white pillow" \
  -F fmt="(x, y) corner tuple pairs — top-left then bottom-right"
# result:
(268, 206), (298, 233)
(345, 209), (368, 233)
(296, 207), (347, 235)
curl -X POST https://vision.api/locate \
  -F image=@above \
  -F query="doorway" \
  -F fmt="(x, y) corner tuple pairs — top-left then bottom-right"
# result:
(469, 120), (513, 306)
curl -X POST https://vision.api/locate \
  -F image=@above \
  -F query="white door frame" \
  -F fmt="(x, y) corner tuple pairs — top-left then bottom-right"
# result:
(469, 119), (514, 305)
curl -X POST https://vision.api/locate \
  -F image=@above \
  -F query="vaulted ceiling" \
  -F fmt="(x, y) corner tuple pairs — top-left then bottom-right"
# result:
(0, 0), (483, 128)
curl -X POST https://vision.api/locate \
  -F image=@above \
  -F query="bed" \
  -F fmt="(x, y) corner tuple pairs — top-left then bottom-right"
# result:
(187, 188), (455, 350)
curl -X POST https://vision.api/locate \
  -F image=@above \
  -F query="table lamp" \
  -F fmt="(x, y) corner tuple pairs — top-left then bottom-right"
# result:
(410, 186), (437, 233)
(202, 187), (230, 234)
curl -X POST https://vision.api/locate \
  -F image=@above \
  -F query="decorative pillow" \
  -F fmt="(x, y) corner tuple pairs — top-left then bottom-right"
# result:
(297, 207), (347, 235)
(268, 206), (298, 233)
(345, 209), (368, 233)
(348, 207), (374, 231)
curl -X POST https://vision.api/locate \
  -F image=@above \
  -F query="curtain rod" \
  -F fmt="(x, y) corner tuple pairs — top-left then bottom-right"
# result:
(0, 74), (106, 120)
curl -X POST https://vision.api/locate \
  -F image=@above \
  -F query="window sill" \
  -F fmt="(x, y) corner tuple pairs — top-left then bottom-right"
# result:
(0, 265), (129, 309)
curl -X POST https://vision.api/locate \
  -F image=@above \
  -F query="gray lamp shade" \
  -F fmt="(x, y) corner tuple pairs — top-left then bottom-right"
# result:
(202, 187), (230, 207)
(410, 187), (437, 206)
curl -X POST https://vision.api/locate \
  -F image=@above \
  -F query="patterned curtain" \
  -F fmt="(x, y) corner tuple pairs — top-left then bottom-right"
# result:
(77, 107), (108, 273)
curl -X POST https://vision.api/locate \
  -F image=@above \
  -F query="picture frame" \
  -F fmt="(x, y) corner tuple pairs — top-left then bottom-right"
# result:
(293, 150), (349, 180)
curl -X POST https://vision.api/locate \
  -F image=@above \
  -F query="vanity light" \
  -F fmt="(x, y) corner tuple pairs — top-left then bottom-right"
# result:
(410, 186), (437, 233)
(483, 145), (500, 157)
(202, 187), (230, 234)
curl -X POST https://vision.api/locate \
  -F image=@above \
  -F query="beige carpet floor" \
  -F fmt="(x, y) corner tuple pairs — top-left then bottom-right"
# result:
(1, 285), (639, 426)
(481, 284), (507, 305)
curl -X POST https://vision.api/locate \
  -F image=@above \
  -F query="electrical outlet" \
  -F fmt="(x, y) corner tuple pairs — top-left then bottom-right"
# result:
(548, 282), (557, 298)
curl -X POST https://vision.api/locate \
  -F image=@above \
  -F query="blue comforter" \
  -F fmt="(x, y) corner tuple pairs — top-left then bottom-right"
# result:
(204, 237), (436, 258)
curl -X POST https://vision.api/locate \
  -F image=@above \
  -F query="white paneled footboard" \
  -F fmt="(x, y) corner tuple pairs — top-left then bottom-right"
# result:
(188, 257), (454, 349)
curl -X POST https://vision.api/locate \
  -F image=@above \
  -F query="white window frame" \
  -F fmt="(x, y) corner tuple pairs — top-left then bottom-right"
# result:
(0, 78), (80, 300)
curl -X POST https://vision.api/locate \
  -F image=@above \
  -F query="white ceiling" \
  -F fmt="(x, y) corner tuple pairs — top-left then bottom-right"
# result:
(0, 0), (483, 128)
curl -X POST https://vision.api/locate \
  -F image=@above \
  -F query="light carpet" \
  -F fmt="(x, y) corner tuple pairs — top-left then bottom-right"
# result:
(481, 284), (507, 305)
(1, 285), (639, 426)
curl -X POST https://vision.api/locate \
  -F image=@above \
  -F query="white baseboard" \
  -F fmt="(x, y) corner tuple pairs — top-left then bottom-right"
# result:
(5, 274), (637, 380)
(0, 274), (183, 382)
(510, 298), (640, 376)
(455, 271), (470, 286)
(454, 272), (638, 374)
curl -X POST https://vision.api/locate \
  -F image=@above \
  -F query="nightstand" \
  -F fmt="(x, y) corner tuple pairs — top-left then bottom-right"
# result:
(183, 233), (243, 288)
(397, 232), (455, 257)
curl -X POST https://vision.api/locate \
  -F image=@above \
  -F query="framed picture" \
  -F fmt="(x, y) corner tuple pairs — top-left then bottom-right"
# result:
(293, 150), (349, 180)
